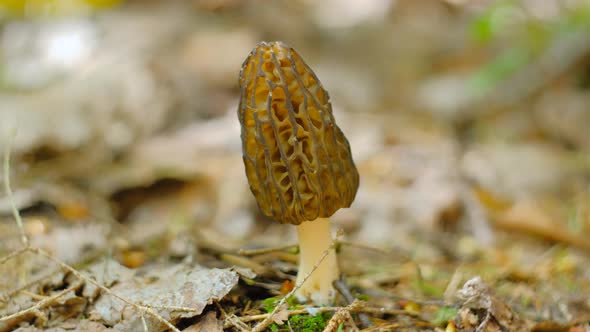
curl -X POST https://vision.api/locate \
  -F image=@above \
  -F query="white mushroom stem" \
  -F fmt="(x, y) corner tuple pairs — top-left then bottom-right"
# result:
(295, 217), (339, 305)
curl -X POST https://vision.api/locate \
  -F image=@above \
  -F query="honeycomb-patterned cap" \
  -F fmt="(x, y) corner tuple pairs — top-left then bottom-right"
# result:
(238, 41), (359, 225)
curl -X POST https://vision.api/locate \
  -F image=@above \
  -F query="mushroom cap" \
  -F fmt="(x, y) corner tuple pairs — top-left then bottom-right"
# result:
(238, 41), (359, 225)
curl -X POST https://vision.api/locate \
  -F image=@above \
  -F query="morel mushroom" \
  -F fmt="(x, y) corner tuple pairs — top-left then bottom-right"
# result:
(238, 41), (359, 305)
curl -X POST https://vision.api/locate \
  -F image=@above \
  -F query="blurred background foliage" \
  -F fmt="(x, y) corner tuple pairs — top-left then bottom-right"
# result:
(469, 0), (590, 97)
(0, 0), (122, 18)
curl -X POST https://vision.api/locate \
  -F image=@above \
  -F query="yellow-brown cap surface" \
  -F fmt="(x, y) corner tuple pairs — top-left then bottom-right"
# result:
(238, 41), (359, 225)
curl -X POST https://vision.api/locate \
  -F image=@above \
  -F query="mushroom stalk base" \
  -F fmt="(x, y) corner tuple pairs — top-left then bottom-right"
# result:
(295, 218), (339, 305)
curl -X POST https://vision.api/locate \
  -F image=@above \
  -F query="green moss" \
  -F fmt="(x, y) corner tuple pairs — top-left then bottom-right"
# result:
(260, 297), (329, 331)
(356, 294), (370, 301)
(262, 296), (299, 312)
(261, 297), (280, 313)
(288, 313), (330, 332)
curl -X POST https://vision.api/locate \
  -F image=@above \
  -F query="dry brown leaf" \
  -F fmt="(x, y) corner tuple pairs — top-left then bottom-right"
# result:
(535, 88), (590, 151)
(182, 311), (223, 332)
(90, 264), (238, 331)
(271, 304), (290, 325)
(82, 259), (134, 300)
(495, 200), (590, 252)
(31, 224), (108, 264)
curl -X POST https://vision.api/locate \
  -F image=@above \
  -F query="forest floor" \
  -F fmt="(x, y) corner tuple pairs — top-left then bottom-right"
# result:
(1, 1), (590, 331)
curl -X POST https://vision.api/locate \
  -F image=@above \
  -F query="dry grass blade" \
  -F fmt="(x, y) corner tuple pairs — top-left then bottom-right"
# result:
(0, 281), (82, 323)
(224, 300), (420, 329)
(0, 247), (28, 265)
(1, 268), (63, 301)
(238, 244), (298, 256)
(494, 213), (590, 252)
(334, 279), (372, 328)
(217, 302), (250, 332)
(3, 128), (28, 247)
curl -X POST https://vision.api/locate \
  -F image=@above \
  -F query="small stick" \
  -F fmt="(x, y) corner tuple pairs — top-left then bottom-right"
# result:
(19, 290), (48, 301)
(443, 267), (463, 304)
(323, 307), (349, 332)
(228, 314), (251, 332)
(220, 253), (271, 276)
(141, 304), (200, 313)
(343, 310), (360, 332)
(359, 323), (402, 332)
(1, 268), (64, 301)
(217, 301), (250, 332)
(461, 185), (494, 246)
(0, 281), (82, 322)
(238, 244), (298, 256)
(224, 302), (419, 328)
(333, 278), (372, 328)
(337, 241), (410, 260)
(141, 313), (148, 332)
(494, 212), (590, 252)
(361, 288), (445, 306)
(0, 247), (28, 265)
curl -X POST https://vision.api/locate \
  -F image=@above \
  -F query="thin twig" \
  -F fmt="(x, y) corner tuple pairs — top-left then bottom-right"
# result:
(141, 313), (148, 332)
(3, 127), (28, 247)
(494, 211), (590, 252)
(217, 301), (250, 332)
(220, 253), (271, 276)
(443, 267), (463, 304)
(141, 304), (200, 313)
(339, 241), (389, 253)
(228, 314), (252, 332)
(344, 310), (360, 332)
(224, 301), (419, 328)
(334, 278), (372, 328)
(359, 323), (403, 332)
(323, 300), (367, 332)
(323, 307), (349, 332)
(30, 247), (181, 332)
(0, 281), (82, 322)
(460, 184), (494, 246)
(250, 230), (343, 332)
(361, 288), (445, 306)
(238, 244), (298, 256)
(0, 268), (63, 301)
(0, 247), (28, 265)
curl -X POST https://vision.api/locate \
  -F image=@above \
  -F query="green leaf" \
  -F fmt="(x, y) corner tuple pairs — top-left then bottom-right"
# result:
(469, 1), (519, 43)
(261, 297), (280, 313)
(432, 306), (458, 326)
(468, 47), (531, 97)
